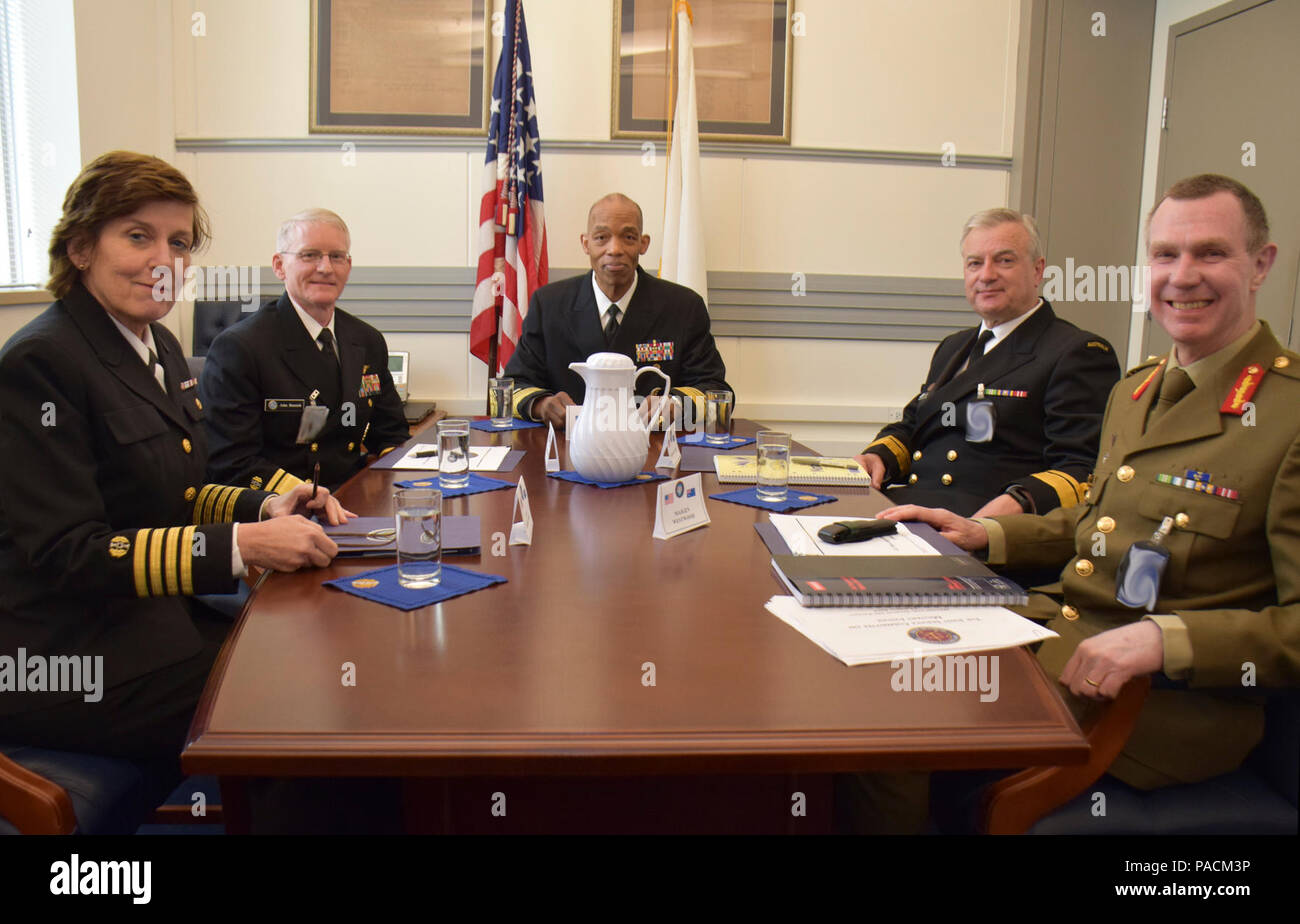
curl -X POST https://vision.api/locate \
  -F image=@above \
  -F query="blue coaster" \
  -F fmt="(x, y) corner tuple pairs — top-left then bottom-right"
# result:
(470, 417), (542, 432)
(678, 433), (755, 449)
(548, 469), (668, 489)
(325, 563), (506, 611)
(709, 487), (837, 512)
(393, 473), (515, 497)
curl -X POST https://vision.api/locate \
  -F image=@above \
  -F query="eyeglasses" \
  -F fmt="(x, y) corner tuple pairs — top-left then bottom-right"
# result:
(280, 250), (352, 266)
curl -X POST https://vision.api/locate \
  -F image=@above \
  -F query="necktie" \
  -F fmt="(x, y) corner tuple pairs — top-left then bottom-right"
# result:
(147, 349), (166, 392)
(317, 328), (341, 379)
(936, 329), (994, 388)
(1147, 366), (1194, 427)
(604, 305), (621, 346)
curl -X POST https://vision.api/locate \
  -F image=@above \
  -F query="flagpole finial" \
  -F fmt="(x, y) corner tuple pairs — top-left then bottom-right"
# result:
(675, 0), (694, 24)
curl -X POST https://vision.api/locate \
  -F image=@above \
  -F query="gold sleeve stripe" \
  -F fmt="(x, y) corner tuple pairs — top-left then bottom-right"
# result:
(378, 446), (396, 456)
(163, 526), (181, 595)
(265, 469), (304, 495)
(675, 386), (706, 421)
(513, 386), (544, 419)
(1030, 470), (1084, 508)
(1048, 469), (1087, 505)
(220, 486), (243, 522)
(147, 528), (165, 597)
(194, 485), (217, 523)
(133, 528), (151, 598)
(180, 526), (196, 595)
(867, 435), (910, 475)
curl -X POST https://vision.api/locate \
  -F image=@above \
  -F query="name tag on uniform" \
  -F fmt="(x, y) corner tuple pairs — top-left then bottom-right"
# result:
(265, 398), (305, 412)
(359, 373), (382, 397)
(636, 340), (674, 363)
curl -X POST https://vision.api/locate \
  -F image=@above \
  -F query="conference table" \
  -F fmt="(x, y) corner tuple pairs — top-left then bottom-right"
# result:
(184, 419), (1088, 833)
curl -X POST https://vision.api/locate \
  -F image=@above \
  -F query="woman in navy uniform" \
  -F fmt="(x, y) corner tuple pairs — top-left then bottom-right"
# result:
(0, 152), (346, 767)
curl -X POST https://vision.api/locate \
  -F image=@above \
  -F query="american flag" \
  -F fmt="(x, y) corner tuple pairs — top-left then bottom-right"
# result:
(470, 0), (548, 376)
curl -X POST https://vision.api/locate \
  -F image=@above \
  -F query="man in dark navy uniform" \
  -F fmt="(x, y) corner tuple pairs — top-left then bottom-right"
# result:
(856, 208), (1120, 518)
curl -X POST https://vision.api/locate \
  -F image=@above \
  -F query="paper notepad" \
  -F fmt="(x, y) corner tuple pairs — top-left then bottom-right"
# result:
(713, 455), (871, 486)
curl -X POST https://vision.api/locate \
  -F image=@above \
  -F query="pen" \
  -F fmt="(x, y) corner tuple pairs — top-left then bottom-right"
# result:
(310, 461), (320, 501)
(791, 456), (866, 471)
(413, 450), (438, 458)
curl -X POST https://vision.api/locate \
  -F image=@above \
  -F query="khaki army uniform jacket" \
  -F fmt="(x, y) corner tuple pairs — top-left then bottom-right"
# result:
(985, 322), (1300, 789)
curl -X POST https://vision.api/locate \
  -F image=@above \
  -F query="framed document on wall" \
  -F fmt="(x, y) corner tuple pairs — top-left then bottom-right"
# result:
(309, 0), (490, 135)
(612, 0), (792, 142)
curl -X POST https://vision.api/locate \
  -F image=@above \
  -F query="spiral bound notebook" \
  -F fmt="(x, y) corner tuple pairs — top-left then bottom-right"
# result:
(713, 455), (871, 486)
(771, 554), (1029, 607)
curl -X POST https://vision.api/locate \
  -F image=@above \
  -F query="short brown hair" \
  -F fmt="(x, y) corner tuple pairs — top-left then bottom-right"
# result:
(1147, 173), (1270, 254)
(47, 150), (210, 298)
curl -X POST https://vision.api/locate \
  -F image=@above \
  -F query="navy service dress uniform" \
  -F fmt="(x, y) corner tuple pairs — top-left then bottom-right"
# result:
(199, 293), (410, 493)
(504, 267), (732, 420)
(984, 321), (1300, 788)
(862, 301), (1119, 516)
(0, 283), (275, 755)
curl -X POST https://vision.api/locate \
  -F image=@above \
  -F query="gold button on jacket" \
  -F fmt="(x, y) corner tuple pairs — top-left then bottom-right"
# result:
(1116, 464), (1135, 482)
(1074, 559), (1094, 576)
(1096, 516), (1115, 533)
(940, 473), (953, 485)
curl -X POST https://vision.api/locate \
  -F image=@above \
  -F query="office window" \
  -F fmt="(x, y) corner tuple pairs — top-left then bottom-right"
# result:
(0, 0), (80, 289)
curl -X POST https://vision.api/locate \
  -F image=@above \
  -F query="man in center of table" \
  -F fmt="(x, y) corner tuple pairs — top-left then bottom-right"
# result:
(504, 192), (732, 429)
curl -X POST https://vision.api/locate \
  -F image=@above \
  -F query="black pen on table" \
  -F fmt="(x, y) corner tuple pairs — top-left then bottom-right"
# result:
(310, 461), (321, 501)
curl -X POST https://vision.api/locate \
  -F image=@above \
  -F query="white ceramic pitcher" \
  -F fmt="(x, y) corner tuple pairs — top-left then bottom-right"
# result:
(567, 352), (671, 482)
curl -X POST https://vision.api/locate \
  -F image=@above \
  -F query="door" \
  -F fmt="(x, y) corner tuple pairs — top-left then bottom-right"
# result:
(1151, 0), (1300, 354)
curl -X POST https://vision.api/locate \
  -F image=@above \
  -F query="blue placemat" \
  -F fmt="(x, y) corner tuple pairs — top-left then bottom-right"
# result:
(324, 563), (506, 611)
(678, 433), (754, 449)
(547, 470), (668, 488)
(393, 473), (515, 496)
(470, 417), (542, 431)
(709, 487), (837, 512)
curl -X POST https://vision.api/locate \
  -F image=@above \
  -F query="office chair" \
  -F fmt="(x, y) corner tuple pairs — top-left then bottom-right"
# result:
(187, 300), (252, 379)
(979, 680), (1298, 834)
(0, 745), (222, 835)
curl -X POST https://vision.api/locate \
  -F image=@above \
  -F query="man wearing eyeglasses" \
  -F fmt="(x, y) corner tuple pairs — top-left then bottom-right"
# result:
(200, 208), (409, 492)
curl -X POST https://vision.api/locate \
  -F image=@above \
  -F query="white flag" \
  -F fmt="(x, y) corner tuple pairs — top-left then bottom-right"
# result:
(659, 3), (708, 304)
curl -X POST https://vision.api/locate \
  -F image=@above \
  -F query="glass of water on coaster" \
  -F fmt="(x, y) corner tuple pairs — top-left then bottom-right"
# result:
(437, 417), (471, 490)
(489, 377), (514, 428)
(704, 389), (733, 445)
(755, 430), (791, 503)
(394, 487), (441, 588)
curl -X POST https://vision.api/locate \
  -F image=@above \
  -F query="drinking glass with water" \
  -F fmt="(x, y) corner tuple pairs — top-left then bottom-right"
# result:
(489, 378), (514, 428)
(437, 418), (471, 490)
(393, 487), (441, 588)
(704, 390), (733, 445)
(755, 430), (791, 503)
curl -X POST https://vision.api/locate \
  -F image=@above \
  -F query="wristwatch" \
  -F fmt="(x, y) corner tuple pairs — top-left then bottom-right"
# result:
(1005, 483), (1036, 514)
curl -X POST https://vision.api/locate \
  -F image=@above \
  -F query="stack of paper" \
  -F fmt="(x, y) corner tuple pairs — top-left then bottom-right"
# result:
(388, 444), (511, 472)
(765, 596), (1056, 667)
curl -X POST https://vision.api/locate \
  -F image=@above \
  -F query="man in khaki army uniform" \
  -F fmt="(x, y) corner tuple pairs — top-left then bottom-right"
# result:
(887, 174), (1298, 793)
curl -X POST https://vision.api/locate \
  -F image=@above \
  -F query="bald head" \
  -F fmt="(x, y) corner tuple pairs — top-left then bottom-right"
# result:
(587, 193), (643, 235)
(581, 193), (650, 301)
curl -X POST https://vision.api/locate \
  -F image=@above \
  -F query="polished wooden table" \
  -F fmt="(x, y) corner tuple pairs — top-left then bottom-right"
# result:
(185, 420), (1087, 832)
